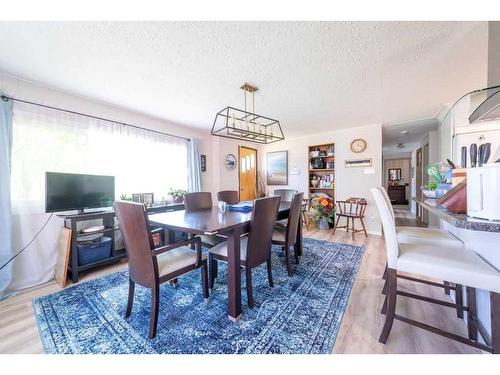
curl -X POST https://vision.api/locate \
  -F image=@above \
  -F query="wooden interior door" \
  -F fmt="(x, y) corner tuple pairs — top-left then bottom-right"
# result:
(239, 146), (257, 201)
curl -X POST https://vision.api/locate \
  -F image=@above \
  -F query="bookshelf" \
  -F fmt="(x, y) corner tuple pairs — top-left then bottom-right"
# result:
(308, 143), (335, 200)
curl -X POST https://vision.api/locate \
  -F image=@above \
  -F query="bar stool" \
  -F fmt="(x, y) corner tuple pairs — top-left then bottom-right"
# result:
(371, 187), (500, 353)
(376, 187), (466, 313)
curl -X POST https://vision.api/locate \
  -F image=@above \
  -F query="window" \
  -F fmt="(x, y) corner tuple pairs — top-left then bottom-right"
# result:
(11, 102), (188, 213)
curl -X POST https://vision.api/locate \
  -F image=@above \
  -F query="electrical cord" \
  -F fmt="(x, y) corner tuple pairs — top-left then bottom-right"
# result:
(0, 212), (54, 272)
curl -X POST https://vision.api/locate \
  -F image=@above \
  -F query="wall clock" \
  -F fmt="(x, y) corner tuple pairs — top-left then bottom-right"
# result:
(225, 154), (237, 170)
(350, 138), (367, 153)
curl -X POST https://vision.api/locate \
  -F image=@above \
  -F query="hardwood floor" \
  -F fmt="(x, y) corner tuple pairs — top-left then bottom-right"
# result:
(0, 227), (478, 354)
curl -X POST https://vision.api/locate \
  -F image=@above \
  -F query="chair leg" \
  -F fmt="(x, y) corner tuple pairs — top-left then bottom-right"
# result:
(379, 269), (397, 344)
(246, 267), (254, 309)
(360, 217), (368, 237)
(382, 262), (388, 280)
(293, 244), (300, 264)
(346, 217), (349, 232)
(381, 293), (388, 314)
(148, 284), (160, 339)
(126, 278), (135, 318)
(284, 245), (292, 277)
(266, 257), (274, 288)
(209, 254), (217, 289)
(466, 287), (478, 341)
(382, 276), (388, 295)
(444, 281), (451, 295)
(201, 261), (209, 301)
(351, 218), (355, 241)
(332, 216), (341, 235)
(491, 292), (500, 354)
(455, 284), (464, 319)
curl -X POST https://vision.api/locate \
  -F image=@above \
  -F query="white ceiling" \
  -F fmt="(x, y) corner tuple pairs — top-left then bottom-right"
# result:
(0, 21), (489, 137)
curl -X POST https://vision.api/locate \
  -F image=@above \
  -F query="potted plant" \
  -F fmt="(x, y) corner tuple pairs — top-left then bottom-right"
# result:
(169, 188), (187, 203)
(119, 194), (133, 201)
(310, 196), (336, 230)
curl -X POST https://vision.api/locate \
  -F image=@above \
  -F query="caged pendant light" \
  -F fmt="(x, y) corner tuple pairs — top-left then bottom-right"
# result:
(211, 83), (285, 144)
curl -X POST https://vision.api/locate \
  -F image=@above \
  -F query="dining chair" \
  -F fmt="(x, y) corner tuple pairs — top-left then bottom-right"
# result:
(332, 197), (368, 241)
(208, 196), (281, 308)
(271, 192), (304, 276)
(371, 188), (500, 353)
(375, 186), (466, 315)
(273, 189), (298, 202)
(114, 201), (209, 339)
(217, 190), (239, 205)
(184, 192), (226, 248)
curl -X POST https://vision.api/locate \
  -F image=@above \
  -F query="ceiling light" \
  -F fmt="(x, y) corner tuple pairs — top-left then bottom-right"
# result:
(401, 130), (409, 135)
(211, 83), (284, 144)
(397, 143), (405, 148)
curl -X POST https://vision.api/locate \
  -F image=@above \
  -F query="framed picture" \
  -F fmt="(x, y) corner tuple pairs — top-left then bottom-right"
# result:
(143, 193), (154, 206)
(132, 193), (143, 203)
(267, 150), (288, 185)
(344, 158), (372, 168)
(201, 154), (207, 172)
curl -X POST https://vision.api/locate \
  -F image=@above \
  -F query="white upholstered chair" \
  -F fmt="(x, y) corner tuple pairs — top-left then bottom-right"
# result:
(371, 187), (500, 353)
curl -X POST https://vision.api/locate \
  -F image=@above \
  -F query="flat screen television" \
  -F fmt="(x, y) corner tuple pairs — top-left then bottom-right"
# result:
(45, 172), (115, 213)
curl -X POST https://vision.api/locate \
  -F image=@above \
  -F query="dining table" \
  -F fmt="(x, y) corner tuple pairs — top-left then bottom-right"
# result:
(148, 200), (302, 321)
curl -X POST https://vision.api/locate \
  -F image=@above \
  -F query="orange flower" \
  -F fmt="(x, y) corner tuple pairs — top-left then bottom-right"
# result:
(321, 199), (329, 206)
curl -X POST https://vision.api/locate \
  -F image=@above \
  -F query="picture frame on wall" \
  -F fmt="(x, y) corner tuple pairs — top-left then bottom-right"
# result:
(266, 150), (288, 185)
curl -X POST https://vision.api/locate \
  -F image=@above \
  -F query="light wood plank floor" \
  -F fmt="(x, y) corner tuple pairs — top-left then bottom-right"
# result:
(0, 228), (478, 354)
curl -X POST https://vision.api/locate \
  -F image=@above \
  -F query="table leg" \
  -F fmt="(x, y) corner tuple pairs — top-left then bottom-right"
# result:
(226, 226), (243, 321)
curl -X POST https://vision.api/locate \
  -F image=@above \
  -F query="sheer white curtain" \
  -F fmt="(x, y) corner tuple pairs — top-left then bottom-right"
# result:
(8, 102), (188, 291)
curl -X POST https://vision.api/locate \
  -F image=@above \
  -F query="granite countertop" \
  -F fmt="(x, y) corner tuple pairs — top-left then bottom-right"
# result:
(418, 199), (500, 233)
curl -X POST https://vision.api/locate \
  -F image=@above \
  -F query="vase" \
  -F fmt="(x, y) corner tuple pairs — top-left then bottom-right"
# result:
(435, 183), (452, 198)
(173, 196), (184, 203)
(318, 217), (330, 230)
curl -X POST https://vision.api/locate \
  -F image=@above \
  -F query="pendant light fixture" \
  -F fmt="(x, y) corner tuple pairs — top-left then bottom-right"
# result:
(211, 83), (284, 144)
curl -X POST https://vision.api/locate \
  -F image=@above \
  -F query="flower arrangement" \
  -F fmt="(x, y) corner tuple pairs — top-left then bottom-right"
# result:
(310, 196), (336, 224)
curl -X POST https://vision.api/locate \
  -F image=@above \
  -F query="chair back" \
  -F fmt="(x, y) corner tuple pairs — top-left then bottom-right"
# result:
(337, 197), (367, 217)
(370, 188), (399, 268)
(114, 201), (157, 287)
(285, 192), (304, 245)
(274, 189), (298, 202)
(246, 196), (281, 268)
(377, 187), (395, 221)
(217, 190), (239, 205)
(184, 192), (212, 211)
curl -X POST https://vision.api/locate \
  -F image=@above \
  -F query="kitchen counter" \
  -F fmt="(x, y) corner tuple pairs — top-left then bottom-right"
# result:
(417, 198), (500, 233)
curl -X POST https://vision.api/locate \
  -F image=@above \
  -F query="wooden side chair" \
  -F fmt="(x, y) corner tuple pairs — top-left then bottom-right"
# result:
(332, 197), (368, 240)
(273, 189), (297, 202)
(184, 192), (226, 248)
(217, 190), (239, 205)
(272, 192), (304, 276)
(114, 201), (209, 339)
(371, 187), (500, 353)
(208, 196), (281, 308)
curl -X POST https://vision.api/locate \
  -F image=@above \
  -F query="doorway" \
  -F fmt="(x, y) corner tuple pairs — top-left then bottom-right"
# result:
(238, 146), (258, 201)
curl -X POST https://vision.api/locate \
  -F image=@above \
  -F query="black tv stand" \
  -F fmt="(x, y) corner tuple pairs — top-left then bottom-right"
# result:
(76, 209), (106, 215)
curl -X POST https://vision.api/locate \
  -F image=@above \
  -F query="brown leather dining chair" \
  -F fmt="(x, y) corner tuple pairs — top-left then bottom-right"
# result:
(274, 189), (298, 202)
(184, 192), (226, 248)
(114, 201), (209, 339)
(272, 192), (304, 276)
(208, 196), (281, 308)
(217, 190), (239, 205)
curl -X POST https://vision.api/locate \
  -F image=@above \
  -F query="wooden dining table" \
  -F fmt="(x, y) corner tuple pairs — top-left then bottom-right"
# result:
(148, 201), (302, 321)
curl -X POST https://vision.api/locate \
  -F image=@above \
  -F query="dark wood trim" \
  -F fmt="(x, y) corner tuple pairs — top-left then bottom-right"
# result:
(397, 274), (456, 290)
(394, 314), (492, 353)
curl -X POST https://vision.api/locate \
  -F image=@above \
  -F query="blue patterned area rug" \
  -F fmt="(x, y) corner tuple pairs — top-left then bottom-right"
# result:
(33, 238), (364, 354)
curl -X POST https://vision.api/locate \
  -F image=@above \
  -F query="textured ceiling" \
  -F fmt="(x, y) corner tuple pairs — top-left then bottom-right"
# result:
(0, 21), (489, 137)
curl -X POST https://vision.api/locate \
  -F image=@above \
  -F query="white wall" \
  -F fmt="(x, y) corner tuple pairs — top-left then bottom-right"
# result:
(261, 123), (383, 235)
